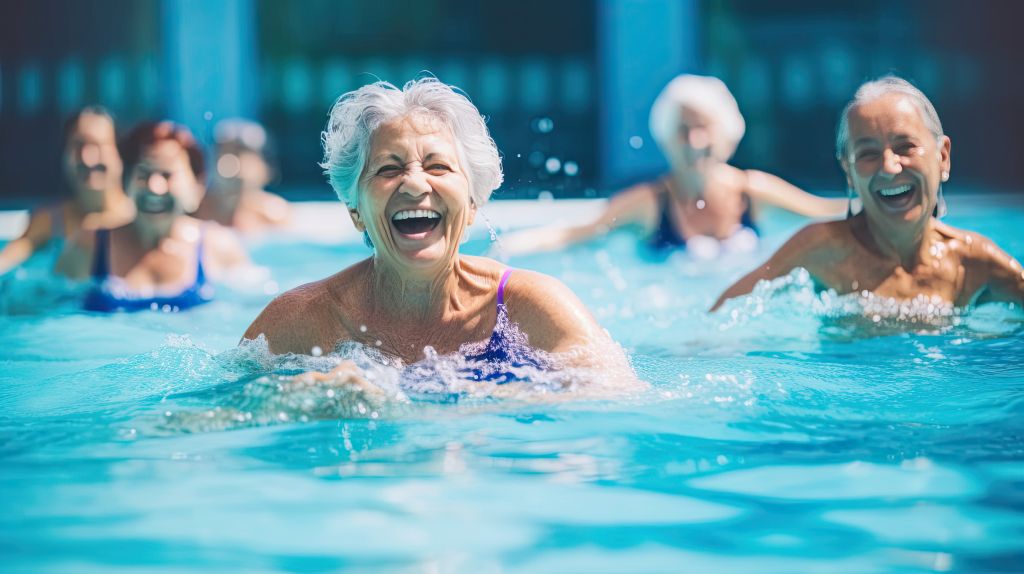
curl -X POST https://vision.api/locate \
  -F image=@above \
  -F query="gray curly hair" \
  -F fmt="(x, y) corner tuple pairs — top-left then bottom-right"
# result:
(320, 77), (503, 208)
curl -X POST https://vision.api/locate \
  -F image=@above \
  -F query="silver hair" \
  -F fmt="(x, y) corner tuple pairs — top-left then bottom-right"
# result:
(649, 74), (746, 158)
(835, 76), (944, 160)
(320, 77), (503, 208)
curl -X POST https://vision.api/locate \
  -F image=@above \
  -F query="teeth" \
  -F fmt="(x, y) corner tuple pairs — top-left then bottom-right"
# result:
(878, 184), (912, 197)
(392, 209), (441, 221)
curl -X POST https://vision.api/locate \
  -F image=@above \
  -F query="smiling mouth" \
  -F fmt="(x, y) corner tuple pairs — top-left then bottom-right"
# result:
(136, 192), (176, 214)
(391, 209), (441, 235)
(874, 183), (917, 209)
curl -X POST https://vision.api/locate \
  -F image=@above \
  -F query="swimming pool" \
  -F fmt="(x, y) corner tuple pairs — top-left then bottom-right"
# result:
(1, 194), (1022, 573)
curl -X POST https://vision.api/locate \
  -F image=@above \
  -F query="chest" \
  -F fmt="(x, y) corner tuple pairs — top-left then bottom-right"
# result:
(666, 191), (748, 240)
(818, 250), (966, 303)
(108, 235), (200, 292)
(341, 306), (498, 363)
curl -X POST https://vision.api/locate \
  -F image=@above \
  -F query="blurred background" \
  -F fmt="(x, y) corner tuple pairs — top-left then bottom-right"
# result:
(1, 0), (1022, 208)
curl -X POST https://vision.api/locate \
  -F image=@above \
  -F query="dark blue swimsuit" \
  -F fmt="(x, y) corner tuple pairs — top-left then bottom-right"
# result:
(461, 268), (545, 382)
(83, 227), (213, 312)
(648, 180), (759, 251)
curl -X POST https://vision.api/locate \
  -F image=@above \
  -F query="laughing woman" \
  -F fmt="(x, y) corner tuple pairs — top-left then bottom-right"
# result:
(244, 78), (631, 382)
(713, 77), (1024, 311)
(82, 122), (247, 312)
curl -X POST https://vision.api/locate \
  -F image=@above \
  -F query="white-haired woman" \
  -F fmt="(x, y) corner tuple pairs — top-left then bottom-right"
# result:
(498, 74), (845, 259)
(244, 78), (632, 386)
(713, 76), (1024, 311)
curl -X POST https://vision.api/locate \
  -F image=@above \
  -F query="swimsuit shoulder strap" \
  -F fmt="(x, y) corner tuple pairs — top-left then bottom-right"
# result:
(91, 228), (111, 280)
(496, 268), (513, 307)
(194, 223), (208, 284)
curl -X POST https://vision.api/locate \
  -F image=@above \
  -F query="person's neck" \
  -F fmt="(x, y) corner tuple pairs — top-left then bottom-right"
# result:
(131, 214), (177, 251)
(74, 185), (127, 215)
(856, 214), (932, 270)
(669, 160), (719, 202)
(368, 255), (462, 325)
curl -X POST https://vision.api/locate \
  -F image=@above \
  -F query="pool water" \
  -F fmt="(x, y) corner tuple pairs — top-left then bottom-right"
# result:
(1, 195), (1022, 573)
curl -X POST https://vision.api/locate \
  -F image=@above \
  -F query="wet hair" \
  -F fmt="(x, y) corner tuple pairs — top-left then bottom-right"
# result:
(62, 105), (116, 142)
(835, 76), (944, 160)
(320, 77), (503, 208)
(120, 121), (206, 186)
(649, 74), (746, 159)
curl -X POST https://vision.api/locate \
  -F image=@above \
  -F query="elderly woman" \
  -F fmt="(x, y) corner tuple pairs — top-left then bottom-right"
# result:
(244, 78), (630, 381)
(497, 74), (845, 259)
(713, 76), (1024, 311)
(194, 119), (291, 233)
(82, 121), (247, 312)
(0, 107), (135, 278)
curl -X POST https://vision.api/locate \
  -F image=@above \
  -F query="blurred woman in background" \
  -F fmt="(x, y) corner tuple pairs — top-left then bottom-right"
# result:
(0, 107), (135, 279)
(194, 119), (291, 233)
(82, 121), (247, 312)
(497, 74), (846, 260)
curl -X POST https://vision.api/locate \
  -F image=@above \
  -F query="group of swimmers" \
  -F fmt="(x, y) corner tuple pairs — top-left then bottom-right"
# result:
(3, 74), (1023, 386)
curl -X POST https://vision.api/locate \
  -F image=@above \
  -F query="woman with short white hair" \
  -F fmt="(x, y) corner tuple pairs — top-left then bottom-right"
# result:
(244, 78), (632, 386)
(713, 76), (1024, 311)
(497, 74), (845, 260)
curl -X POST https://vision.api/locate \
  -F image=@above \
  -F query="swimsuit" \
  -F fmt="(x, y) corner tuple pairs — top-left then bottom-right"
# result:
(82, 227), (213, 312)
(647, 179), (759, 252)
(402, 269), (546, 393)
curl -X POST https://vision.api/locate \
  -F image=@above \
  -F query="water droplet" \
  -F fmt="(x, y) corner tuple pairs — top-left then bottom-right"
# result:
(544, 157), (561, 173)
(359, 324), (367, 333)
(311, 346), (323, 357)
(538, 190), (554, 201)
(696, 199), (706, 209)
(563, 161), (579, 176)
(203, 111), (213, 121)
(629, 136), (644, 149)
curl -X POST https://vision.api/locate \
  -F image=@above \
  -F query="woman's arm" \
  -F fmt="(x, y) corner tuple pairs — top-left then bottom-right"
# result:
(975, 237), (1024, 305)
(745, 170), (847, 219)
(711, 223), (828, 311)
(494, 185), (657, 257)
(0, 208), (57, 276)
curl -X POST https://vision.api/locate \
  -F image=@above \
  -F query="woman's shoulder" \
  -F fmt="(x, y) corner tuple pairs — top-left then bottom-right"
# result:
(244, 263), (367, 354)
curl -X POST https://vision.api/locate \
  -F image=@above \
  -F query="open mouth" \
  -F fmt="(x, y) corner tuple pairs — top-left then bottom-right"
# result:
(391, 209), (441, 235)
(136, 192), (176, 214)
(874, 183), (916, 210)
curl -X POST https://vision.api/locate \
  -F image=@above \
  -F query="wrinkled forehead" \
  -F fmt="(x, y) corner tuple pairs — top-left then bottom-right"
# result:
(369, 113), (457, 157)
(69, 113), (115, 143)
(847, 94), (928, 138)
(676, 104), (715, 128)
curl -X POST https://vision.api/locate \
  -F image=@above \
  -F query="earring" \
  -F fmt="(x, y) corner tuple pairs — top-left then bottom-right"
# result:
(941, 171), (949, 182)
(846, 187), (862, 219)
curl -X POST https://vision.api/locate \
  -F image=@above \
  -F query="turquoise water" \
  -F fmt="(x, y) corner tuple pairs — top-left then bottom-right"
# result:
(1, 195), (1023, 573)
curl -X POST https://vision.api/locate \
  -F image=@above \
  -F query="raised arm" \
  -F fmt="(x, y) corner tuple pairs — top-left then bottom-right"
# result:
(0, 208), (58, 276)
(202, 222), (250, 279)
(711, 223), (828, 311)
(494, 185), (657, 257)
(745, 169), (847, 219)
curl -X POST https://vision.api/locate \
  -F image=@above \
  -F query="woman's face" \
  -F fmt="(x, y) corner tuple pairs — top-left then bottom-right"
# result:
(63, 114), (122, 195)
(127, 139), (204, 219)
(354, 114), (475, 271)
(841, 93), (951, 229)
(665, 105), (727, 169)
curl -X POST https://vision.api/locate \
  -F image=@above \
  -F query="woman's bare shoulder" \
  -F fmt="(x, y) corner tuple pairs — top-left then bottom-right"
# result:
(244, 262), (368, 354)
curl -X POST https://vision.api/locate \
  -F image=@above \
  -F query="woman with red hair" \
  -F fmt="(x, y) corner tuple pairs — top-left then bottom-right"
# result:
(82, 121), (247, 312)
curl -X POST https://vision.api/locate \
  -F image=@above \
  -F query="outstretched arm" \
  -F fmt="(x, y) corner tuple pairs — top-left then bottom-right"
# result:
(0, 209), (56, 276)
(493, 186), (656, 257)
(711, 223), (827, 311)
(745, 170), (846, 219)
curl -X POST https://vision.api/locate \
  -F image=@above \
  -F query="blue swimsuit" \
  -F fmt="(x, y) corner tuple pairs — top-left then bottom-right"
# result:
(82, 227), (213, 312)
(648, 179), (759, 251)
(461, 268), (545, 382)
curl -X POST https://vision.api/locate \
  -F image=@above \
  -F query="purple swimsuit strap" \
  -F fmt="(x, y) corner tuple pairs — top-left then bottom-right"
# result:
(496, 268), (513, 307)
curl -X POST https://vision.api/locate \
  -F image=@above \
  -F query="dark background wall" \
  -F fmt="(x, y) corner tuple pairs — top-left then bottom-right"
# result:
(1, 0), (1022, 209)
